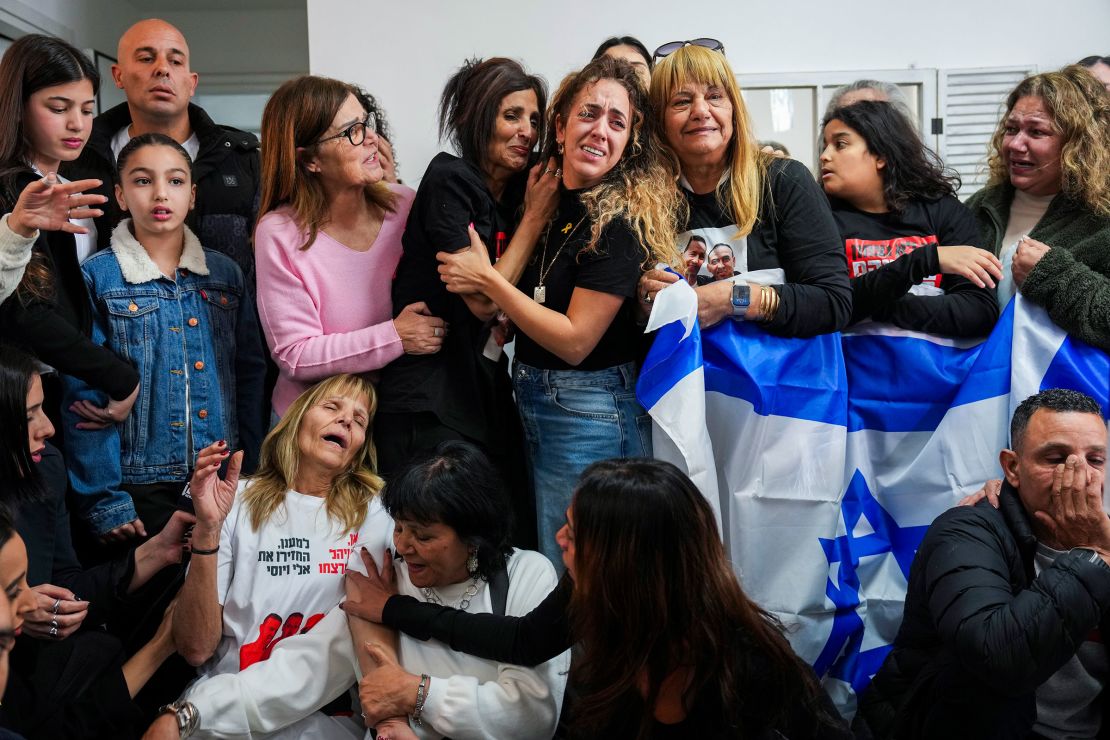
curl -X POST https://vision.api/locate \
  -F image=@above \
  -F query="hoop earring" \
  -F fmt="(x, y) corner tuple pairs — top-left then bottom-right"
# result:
(557, 142), (564, 155)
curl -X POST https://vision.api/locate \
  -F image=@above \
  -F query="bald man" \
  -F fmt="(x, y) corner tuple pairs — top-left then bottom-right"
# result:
(62, 19), (261, 286)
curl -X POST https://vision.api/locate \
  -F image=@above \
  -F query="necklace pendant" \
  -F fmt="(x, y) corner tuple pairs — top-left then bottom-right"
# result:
(533, 285), (546, 304)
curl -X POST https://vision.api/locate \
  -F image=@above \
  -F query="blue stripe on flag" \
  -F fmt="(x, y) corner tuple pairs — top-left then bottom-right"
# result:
(701, 321), (848, 426)
(844, 302), (1014, 433)
(637, 318), (702, 411)
(1039, 335), (1110, 415)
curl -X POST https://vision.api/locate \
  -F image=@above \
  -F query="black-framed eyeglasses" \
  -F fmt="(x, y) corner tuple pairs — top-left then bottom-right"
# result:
(312, 114), (376, 147)
(652, 38), (725, 61)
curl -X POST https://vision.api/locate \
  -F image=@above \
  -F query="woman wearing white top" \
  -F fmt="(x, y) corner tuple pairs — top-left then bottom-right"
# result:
(167, 374), (396, 738)
(146, 441), (567, 740)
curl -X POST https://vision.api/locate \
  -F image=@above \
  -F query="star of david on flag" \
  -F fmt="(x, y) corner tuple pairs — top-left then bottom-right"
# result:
(637, 280), (1110, 715)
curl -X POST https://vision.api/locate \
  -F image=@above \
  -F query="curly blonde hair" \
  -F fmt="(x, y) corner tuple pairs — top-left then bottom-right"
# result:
(650, 45), (775, 238)
(542, 56), (682, 268)
(985, 66), (1110, 216)
(242, 374), (383, 534)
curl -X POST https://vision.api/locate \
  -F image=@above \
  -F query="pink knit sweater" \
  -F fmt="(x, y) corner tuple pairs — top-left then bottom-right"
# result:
(255, 184), (415, 415)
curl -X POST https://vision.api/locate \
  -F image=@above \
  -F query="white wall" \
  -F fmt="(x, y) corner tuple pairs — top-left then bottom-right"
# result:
(308, 0), (1110, 184)
(0, 0), (138, 54)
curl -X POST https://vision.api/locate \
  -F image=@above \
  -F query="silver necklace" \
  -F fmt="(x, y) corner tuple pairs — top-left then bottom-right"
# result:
(421, 576), (484, 611)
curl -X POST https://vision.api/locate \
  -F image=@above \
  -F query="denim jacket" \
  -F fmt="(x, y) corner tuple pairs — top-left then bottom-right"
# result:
(64, 221), (266, 535)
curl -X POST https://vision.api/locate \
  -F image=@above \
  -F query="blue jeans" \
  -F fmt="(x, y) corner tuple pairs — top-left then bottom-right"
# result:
(514, 361), (652, 567)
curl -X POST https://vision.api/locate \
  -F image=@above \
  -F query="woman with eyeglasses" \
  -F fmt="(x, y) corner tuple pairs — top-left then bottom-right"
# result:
(434, 56), (683, 567)
(254, 75), (443, 420)
(640, 42), (852, 337)
(376, 57), (556, 524)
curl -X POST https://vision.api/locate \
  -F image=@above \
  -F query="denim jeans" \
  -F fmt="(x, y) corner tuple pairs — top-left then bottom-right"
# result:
(514, 360), (652, 567)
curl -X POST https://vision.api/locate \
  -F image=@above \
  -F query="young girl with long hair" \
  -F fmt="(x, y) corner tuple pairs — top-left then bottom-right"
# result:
(0, 34), (135, 457)
(62, 134), (266, 540)
(820, 100), (1001, 336)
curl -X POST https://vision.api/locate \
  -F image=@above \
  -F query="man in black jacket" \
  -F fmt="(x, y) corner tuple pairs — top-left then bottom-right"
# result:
(856, 388), (1110, 739)
(62, 18), (260, 286)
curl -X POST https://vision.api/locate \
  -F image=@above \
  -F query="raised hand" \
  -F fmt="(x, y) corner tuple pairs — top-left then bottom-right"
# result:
(189, 441), (242, 530)
(8, 174), (107, 237)
(1033, 456), (1110, 553)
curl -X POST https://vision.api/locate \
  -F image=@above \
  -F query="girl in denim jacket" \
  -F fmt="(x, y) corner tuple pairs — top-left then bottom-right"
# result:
(64, 133), (266, 542)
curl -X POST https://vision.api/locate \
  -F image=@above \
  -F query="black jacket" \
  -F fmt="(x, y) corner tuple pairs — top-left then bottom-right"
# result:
(0, 171), (139, 401)
(855, 484), (1110, 739)
(61, 102), (261, 286)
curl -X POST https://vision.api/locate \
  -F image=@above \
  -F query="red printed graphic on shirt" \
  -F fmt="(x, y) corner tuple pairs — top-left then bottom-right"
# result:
(845, 235), (942, 288)
(239, 611), (325, 669)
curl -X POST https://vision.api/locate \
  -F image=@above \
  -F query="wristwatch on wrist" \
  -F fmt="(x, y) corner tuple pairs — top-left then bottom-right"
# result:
(730, 282), (751, 320)
(158, 700), (199, 738)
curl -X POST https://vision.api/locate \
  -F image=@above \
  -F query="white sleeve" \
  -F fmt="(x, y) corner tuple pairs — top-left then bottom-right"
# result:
(184, 605), (359, 739)
(0, 214), (36, 303)
(418, 552), (570, 740)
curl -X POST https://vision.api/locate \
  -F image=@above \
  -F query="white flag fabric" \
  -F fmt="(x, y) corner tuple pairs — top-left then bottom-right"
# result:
(637, 286), (1110, 715)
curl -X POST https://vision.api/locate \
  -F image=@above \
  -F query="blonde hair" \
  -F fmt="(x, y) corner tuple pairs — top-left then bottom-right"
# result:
(258, 75), (396, 250)
(544, 56), (682, 268)
(650, 45), (773, 237)
(243, 374), (383, 533)
(985, 66), (1110, 217)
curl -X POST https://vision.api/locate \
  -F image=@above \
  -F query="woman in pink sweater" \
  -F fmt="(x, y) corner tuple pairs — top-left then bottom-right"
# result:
(255, 75), (445, 417)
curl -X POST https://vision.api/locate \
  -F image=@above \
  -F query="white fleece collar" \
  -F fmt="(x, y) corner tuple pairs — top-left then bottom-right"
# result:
(110, 219), (208, 284)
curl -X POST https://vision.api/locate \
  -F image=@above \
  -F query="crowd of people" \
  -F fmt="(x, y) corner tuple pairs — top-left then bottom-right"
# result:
(0, 16), (1107, 740)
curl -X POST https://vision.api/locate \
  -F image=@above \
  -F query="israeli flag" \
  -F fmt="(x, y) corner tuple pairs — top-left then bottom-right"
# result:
(638, 282), (1110, 715)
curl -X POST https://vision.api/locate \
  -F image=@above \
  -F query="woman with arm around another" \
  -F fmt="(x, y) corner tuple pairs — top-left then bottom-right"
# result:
(254, 76), (443, 419)
(347, 458), (849, 739)
(170, 373), (396, 738)
(376, 57), (557, 485)
(819, 100), (1000, 336)
(436, 55), (683, 565)
(641, 43), (852, 335)
(144, 441), (567, 740)
(965, 66), (1110, 349)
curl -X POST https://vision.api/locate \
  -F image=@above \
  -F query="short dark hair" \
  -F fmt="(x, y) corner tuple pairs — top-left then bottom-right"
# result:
(592, 36), (653, 71)
(710, 243), (733, 257)
(823, 100), (959, 211)
(438, 57), (547, 172)
(1077, 55), (1110, 68)
(1010, 388), (1104, 450)
(381, 440), (512, 579)
(685, 234), (706, 248)
(116, 132), (194, 180)
(0, 344), (46, 503)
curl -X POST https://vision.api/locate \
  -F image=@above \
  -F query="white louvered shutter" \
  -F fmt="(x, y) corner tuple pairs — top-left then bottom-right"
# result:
(936, 66), (1037, 199)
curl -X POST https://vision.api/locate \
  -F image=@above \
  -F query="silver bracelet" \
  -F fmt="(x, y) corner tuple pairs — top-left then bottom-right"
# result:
(411, 673), (430, 726)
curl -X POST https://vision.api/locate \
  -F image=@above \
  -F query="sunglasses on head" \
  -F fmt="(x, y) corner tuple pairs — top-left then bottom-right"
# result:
(652, 38), (725, 61)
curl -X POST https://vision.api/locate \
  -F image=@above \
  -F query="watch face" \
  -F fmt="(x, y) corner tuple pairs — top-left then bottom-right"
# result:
(732, 283), (751, 307)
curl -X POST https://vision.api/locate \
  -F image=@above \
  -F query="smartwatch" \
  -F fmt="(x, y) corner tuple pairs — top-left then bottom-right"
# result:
(730, 282), (751, 320)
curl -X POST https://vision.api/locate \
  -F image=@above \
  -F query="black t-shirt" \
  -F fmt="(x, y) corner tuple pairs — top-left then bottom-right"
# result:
(679, 157), (852, 337)
(378, 152), (524, 443)
(829, 195), (998, 337)
(514, 189), (644, 371)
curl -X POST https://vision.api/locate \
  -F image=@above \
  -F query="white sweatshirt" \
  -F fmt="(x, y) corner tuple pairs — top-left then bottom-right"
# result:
(184, 548), (569, 740)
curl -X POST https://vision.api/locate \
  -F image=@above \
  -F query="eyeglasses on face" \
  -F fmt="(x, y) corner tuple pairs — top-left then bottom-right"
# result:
(652, 38), (725, 61)
(313, 113), (377, 147)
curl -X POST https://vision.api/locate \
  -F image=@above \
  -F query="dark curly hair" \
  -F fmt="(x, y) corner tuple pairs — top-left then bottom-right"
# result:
(823, 99), (959, 212)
